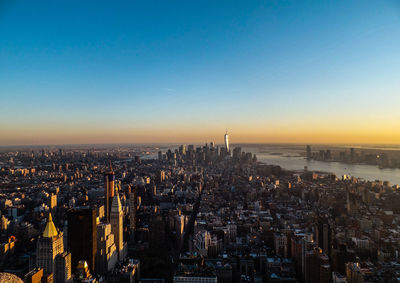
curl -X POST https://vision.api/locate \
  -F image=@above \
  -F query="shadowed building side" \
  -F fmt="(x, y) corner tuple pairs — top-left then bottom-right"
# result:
(67, 208), (97, 273)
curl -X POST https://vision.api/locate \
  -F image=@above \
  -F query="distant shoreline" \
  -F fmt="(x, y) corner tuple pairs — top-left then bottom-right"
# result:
(1, 142), (400, 150)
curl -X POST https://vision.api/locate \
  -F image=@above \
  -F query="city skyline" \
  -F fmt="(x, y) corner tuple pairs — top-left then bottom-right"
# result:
(1, 2), (400, 279)
(2, 138), (400, 282)
(1, 1), (400, 145)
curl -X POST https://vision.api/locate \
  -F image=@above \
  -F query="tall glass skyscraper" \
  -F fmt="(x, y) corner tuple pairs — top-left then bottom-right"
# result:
(224, 130), (230, 152)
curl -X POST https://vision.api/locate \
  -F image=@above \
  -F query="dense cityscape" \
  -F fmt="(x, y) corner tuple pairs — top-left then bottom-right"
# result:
(0, 133), (400, 282)
(2, 1), (400, 282)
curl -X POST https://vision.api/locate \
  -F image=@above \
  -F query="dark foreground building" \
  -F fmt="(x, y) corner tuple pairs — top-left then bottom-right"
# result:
(67, 208), (97, 273)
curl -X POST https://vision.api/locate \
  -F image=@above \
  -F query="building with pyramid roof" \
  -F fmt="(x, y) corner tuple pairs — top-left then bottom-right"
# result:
(42, 213), (58, 238)
(36, 213), (70, 282)
(110, 186), (127, 260)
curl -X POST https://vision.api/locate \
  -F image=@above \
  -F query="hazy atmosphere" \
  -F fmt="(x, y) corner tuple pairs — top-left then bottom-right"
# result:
(3, 2), (400, 282)
(1, 0), (400, 145)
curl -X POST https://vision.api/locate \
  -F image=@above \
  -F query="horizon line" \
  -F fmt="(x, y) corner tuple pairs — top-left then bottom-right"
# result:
(1, 141), (400, 148)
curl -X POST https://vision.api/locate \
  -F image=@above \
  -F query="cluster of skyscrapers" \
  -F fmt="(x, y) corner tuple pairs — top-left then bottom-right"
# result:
(29, 163), (128, 282)
(4, 131), (399, 282)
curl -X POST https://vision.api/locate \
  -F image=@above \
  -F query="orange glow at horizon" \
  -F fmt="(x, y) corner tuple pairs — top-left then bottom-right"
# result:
(1, 121), (400, 146)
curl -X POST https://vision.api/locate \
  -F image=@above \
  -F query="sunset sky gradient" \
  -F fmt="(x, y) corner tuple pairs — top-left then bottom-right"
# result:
(1, 0), (400, 145)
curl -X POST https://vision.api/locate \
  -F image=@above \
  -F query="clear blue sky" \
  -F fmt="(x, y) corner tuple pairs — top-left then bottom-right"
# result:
(1, 0), (400, 145)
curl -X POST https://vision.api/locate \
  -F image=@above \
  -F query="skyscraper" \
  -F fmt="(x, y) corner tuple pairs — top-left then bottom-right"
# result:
(315, 217), (332, 256)
(232, 147), (242, 160)
(55, 251), (72, 283)
(179, 144), (186, 155)
(104, 162), (115, 222)
(175, 214), (185, 249)
(48, 193), (57, 212)
(36, 213), (64, 280)
(110, 187), (126, 260)
(306, 145), (312, 159)
(96, 223), (117, 273)
(129, 188), (137, 244)
(305, 248), (331, 283)
(67, 208), (97, 273)
(224, 130), (230, 153)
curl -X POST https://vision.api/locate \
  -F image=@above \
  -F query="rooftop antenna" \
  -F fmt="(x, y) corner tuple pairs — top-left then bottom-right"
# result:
(109, 160), (113, 171)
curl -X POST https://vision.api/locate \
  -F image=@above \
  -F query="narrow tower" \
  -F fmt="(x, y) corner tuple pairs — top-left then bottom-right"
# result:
(110, 186), (125, 260)
(224, 129), (230, 153)
(104, 161), (115, 222)
(129, 186), (137, 244)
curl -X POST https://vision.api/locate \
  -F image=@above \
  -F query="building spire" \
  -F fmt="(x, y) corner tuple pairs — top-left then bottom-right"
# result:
(111, 186), (122, 213)
(224, 129), (230, 152)
(42, 212), (58, 238)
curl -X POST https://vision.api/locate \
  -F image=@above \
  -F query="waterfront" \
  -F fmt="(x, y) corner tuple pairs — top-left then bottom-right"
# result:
(240, 144), (400, 186)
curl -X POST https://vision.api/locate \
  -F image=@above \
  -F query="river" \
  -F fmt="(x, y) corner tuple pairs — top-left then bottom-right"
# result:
(240, 144), (400, 186)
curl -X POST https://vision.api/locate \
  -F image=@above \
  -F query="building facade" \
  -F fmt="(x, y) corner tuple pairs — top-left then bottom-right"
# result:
(67, 208), (97, 272)
(36, 213), (64, 279)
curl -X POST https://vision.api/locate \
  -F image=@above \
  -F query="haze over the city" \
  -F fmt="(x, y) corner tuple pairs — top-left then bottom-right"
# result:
(1, 0), (400, 145)
(4, 2), (400, 282)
